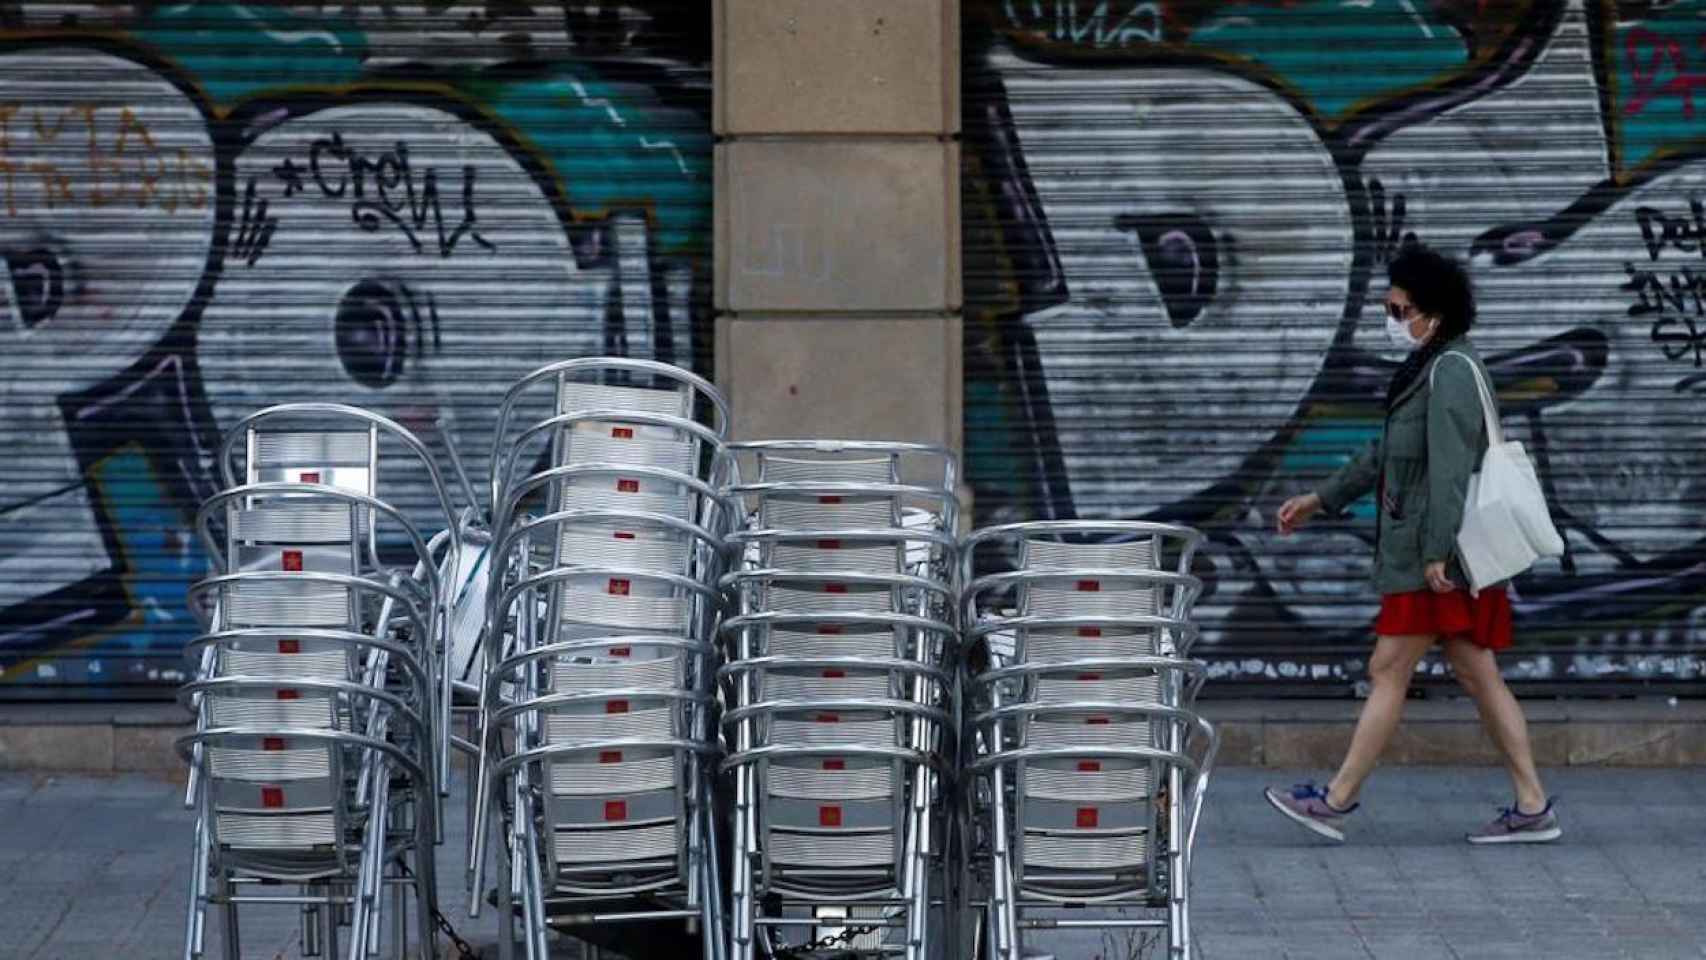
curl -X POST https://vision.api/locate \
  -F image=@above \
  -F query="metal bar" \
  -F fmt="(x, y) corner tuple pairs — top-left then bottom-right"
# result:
(752, 918), (909, 928)
(1017, 919), (1169, 929)
(547, 909), (701, 925)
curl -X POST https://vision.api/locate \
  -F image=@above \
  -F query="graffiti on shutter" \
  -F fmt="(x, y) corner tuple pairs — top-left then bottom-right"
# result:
(0, 3), (712, 694)
(964, 0), (1706, 685)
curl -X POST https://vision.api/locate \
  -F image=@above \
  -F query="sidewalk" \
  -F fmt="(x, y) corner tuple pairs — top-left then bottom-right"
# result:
(5, 697), (1704, 773)
(3, 766), (1702, 959)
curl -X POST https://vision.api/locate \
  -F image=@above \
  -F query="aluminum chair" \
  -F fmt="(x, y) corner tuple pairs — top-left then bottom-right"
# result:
(959, 522), (1219, 960)
(181, 411), (457, 959)
(719, 441), (959, 960)
(180, 405), (459, 960)
(186, 405), (464, 798)
(473, 358), (731, 960)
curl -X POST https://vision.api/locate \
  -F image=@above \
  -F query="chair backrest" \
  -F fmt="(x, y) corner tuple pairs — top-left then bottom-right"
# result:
(486, 362), (728, 895)
(489, 358), (730, 531)
(961, 521), (1209, 899)
(246, 427), (375, 495)
(721, 445), (960, 894)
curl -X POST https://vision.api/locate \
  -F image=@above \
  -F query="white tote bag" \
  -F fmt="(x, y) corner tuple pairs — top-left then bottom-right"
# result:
(1432, 352), (1565, 593)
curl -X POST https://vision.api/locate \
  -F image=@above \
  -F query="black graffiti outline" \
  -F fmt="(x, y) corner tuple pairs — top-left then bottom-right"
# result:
(291, 132), (498, 258)
(229, 176), (277, 267)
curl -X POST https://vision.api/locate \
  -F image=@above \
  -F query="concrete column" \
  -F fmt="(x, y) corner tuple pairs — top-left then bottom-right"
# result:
(713, 0), (961, 460)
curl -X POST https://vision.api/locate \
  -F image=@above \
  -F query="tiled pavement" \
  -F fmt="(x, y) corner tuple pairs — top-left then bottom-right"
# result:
(3, 766), (1703, 959)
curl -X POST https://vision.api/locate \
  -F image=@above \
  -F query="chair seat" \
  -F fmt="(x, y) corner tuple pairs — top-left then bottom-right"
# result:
(217, 810), (340, 850)
(546, 704), (677, 743)
(550, 753), (677, 796)
(225, 581), (352, 627)
(766, 828), (893, 868)
(1022, 829), (1148, 871)
(553, 820), (678, 866)
(767, 761), (893, 801)
(764, 627), (900, 660)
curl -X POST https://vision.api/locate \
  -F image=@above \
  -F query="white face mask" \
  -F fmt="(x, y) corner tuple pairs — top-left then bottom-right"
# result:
(1385, 310), (1433, 352)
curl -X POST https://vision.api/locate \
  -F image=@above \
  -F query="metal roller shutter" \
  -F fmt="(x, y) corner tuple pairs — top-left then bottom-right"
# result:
(0, 3), (712, 697)
(963, 0), (1706, 690)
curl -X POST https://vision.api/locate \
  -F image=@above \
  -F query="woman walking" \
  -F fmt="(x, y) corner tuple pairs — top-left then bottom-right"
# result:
(1263, 245), (1559, 845)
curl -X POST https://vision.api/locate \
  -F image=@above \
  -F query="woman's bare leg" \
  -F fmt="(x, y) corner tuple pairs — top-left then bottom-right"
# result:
(1325, 634), (1435, 809)
(1442, 638), (1547, 812)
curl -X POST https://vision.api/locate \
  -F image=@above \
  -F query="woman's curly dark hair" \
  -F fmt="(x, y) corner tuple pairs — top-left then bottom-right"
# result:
(1387, 245), (1475, 341)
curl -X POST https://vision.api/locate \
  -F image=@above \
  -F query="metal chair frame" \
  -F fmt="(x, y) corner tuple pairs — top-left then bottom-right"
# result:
(178, 718), (439, 960)
(959, 521), (1219, 960)
(718, 441), (960, 960)
(181, 403), (457, 960)
(183, 476), (446, 960)
(473, 359), (731, 960)
(207, 404), (463, 793)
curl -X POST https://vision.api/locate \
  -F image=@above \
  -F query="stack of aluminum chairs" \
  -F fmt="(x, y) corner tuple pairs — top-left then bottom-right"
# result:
(719, 442), (960, 960)
(472, 358), (731, 959)
(958, 522), (1219, 960)
(179, 404), (461, 960)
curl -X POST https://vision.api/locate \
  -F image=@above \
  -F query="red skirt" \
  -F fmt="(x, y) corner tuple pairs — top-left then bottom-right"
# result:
(1374, 586), (1513, 650)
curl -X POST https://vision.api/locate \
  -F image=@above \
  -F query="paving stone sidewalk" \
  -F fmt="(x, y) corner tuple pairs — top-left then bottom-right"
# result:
(1, 766), (1702, 959)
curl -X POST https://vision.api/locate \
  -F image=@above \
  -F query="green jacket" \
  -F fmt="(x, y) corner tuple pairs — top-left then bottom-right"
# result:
(1314, 336), (1492, 595)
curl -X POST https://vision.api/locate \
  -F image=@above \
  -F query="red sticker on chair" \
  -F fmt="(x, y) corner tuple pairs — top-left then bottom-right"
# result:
(818, 495), (843, 505)
(1077, 673), (1102, 682)
(282, 550), (303, 572)
(263, 738), (286, 752)
(613, 531), (635, 540)
(300, 472), (320, 484)
(819, 806), (842, 827)
(277, 639), (300, 654)
(1085, 716), (1109, 725)
(823, 583), (847, 594)
(599, 751), (623, 764)
(277, 689), (300, 701)
(606, 700), (629, 714)
(816, 625), (844, 635)
(822, 669), (845, 679)
(822, 758), (845, 771)
(815, 713), (839, 724)
(604, 801), (627, 822)
(608, 647), (631, 658)
(617, 479), (640, 493)
(816, 539), (841, 550)
(261, 786), (285, 809)
(607, 579), (630, 596)
(611, 427), (634, 440)
(1078, 627), (1102, 638)
(1076, 807), (1099, 828)
(1076, 580), (1100, 593)
(1077, 761), (1101, 773)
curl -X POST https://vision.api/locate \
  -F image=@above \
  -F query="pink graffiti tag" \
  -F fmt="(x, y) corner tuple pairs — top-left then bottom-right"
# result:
(1624, 27), (1706, 119)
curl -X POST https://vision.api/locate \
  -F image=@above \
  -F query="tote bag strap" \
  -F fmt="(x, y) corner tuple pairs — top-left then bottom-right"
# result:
(1429, 351), (1503, 446)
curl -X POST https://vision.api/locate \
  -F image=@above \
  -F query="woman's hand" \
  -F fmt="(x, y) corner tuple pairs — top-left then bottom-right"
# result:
(1276, 493), (1322, 536)
(1424, 561), (1453, 594)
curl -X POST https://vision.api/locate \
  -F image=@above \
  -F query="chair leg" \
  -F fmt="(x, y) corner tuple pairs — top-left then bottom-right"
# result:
(416, 803), (440, 960)
(497, 802), (517, 960)
(698, 792), (727, 960)
(183, 815), (209, 960)
(390, 877), (406, 960)
(303, 890), (322, 959)
(1166, 764), (1188, 960)
(322, 885), (341, 960)
(218, 871), (241, 960)
(524, 813), (550, 959)
(730, 763), (757, 960)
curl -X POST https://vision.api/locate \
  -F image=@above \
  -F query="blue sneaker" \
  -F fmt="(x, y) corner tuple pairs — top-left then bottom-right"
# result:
(1467, 799), (1562, 845)
(1263, 782), (1358, 842)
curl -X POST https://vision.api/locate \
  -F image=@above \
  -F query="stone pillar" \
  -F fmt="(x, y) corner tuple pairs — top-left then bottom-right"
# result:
(713, 0), (961, 464)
